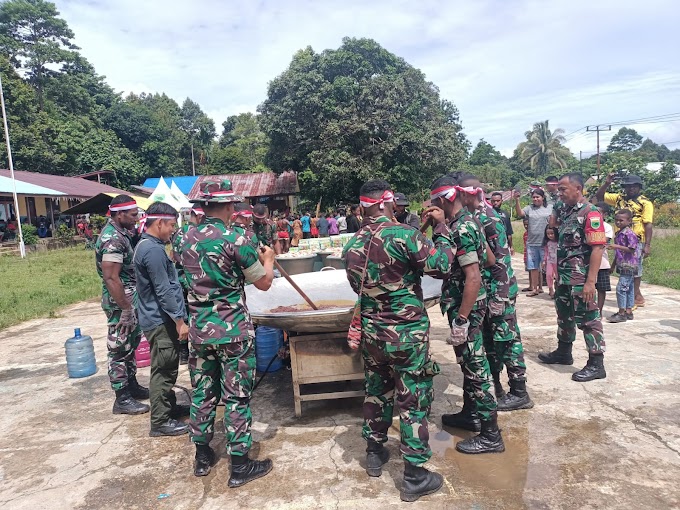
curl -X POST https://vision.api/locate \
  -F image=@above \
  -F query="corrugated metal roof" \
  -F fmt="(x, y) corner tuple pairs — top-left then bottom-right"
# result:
(142, 176), (198, 195)
(188, 171), (299, 199)
(0, 175), (65, 196)
(0, 170), (127, 198)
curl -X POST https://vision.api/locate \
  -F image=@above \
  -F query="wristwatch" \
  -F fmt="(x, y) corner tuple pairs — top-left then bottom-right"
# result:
(454, 316), (469, 326)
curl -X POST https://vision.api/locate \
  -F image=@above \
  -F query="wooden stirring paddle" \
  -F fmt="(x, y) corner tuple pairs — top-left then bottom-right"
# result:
(273, 259), (319, 310)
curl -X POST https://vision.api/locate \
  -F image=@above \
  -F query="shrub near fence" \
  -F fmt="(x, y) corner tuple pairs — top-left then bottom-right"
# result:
(655, 203), (680, 228)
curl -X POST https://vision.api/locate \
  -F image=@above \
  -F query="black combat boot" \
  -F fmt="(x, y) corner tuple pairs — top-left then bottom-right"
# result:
(441, 395), (481, 432)
(492, 372), (506, 399)
(455, 416), (505, 454)
(112, 388), (150, 415)
(149, 418), (189, 437)
(228, 455), (273, 488)
(194, 444), (216, 477)
(179, 343), (189, 365)
(400, 461), (444, 502)
(571, 353), (606, 382)
(365, 439), (390, 477)
(497, 380), (534, 411)
(537, 342), (574, 365)
(128, 375), (150, 400)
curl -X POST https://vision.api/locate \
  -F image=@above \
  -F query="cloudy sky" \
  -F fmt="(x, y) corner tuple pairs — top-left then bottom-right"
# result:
(58, 0), (680, 157)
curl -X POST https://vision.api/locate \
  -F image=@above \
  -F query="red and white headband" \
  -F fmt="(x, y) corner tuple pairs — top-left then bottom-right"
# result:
(109, 200), (137, 212)
(430, 185), (457, 202)
(191, 207), (205, 216)
(232, 210), (253, 219)
(359, 190), (394, 210)
(456, 185), (493, 206)
(145, 214), (177, 220)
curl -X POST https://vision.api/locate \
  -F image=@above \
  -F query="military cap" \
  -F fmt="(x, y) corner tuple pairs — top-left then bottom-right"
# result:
(620, 175), (643, 187)
(190, 179), (244, 203)
(393, 192), (410, 206)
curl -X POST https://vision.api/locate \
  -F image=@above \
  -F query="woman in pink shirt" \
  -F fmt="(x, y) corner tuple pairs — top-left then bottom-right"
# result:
(327, 213), (339, 235)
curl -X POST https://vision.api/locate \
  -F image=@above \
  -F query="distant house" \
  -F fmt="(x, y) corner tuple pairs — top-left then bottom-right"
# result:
(0, 170), (127, 226)
(138, 171), (300, 213)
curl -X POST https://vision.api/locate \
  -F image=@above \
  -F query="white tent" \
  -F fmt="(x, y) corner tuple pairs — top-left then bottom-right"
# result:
(170, 181), (192, 209)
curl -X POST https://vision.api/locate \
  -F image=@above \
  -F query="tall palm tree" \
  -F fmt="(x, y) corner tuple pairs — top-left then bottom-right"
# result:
(518, 120), (570, 177)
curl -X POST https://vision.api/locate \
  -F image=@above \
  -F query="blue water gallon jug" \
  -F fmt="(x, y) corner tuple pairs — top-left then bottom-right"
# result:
(65, 328), (97, 378)
(255, 327), (283, 373)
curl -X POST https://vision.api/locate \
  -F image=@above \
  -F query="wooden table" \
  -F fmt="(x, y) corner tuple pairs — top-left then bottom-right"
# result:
(288, 331), (364, 417)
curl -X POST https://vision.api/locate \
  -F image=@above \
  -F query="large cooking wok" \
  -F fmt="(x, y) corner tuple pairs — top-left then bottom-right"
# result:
(245, 269), (442, 332)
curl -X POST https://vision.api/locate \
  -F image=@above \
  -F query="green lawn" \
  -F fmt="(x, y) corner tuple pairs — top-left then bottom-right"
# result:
(0, 247), (101, 330)
(643, 235), (680, 291)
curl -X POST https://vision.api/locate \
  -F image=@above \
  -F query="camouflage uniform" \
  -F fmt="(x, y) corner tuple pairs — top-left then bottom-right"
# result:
(171, 223), (191, 294)
(95, 219), (142, 391)
(181, 188), (267, 457)
(555, 201), (606, 353)
(433, 209), (497, 421)
(473, 203), (527, 382)
(342, 216), (452, 465)
(253, 220), (277, 248)
(232, 223), (259, 250)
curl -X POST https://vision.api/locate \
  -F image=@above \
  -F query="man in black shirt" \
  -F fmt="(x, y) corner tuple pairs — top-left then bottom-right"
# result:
(394, 193), (420, 230)
(490, 192), (514, 254)
(347, 204), (361, 233)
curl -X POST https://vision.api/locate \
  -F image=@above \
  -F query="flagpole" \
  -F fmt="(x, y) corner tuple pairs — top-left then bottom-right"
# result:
(0, 70), (26, 258)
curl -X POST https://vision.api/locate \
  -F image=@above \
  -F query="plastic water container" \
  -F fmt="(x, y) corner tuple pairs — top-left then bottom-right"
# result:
(255, 327), (283, 373)
(135, 334), (151, 368)
(65, 328), (97, 378)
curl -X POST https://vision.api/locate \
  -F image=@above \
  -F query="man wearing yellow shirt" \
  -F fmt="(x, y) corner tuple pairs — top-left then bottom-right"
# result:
(596, 174), (653, 307)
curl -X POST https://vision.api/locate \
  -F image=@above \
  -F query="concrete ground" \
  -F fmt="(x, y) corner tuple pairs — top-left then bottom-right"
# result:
(1, 261), (679, 510)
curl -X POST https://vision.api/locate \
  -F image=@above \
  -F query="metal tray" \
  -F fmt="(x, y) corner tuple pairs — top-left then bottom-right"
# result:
(245, 269), (442, 332)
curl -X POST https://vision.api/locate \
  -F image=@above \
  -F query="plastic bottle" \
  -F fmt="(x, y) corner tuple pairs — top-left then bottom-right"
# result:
(65, 328), (97, 378)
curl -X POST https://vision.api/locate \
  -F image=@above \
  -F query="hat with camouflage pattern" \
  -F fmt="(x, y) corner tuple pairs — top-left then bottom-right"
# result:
(190, 179), (244, 204)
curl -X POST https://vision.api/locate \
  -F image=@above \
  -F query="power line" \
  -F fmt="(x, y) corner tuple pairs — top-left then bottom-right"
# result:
(563, 112), (680, 141)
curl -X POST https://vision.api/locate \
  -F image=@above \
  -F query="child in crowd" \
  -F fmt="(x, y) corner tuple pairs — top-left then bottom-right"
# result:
(542, 225), (559, 298)
(608, 209), (639, 323)
(595, 204), (614, 314)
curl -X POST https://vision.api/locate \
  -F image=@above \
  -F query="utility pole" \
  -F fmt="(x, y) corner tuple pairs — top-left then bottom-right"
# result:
(579, 151), (582, 172)
(586, 125), (611, 179)
(0, 71), (25, 258)
(190, 144), (196, 176)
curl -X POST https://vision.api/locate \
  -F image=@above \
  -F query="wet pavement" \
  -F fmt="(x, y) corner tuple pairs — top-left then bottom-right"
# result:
(1, 260), (679, 509)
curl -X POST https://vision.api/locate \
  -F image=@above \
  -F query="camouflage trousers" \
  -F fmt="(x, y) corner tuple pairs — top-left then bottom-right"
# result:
(362, 336), (440, 466)
(555, 285), (605, 354)
(104, 308), (142, 391)
(483, 298), (527, 382)
(448, 307), (497, 421)
(188, 339), (256, 456)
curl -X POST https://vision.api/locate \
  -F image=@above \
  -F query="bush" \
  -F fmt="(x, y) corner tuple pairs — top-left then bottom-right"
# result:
(55, 224), (76, 242)
(21, 224), (38, 246)
(89, 214), (107, 233)
(655, 203), (680, 228)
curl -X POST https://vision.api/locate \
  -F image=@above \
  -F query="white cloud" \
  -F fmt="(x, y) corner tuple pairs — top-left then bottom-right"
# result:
(56, 0), (680, 155)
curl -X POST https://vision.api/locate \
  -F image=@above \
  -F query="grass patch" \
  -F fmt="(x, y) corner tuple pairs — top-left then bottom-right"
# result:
(643, 235), (680, 291)
(0, 247), (100, 330)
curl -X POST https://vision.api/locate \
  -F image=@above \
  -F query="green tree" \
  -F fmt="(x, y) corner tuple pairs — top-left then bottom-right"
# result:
(0, 0), (79, 109)
(468, 139), (504, 166)
(607, 127), (643, 152)
(639, 161), (680, 204)
(635, 138), (670, 162)
(218, 112), (268, 171)
(180, 98), (216, 174)
(517, 120), (570, 178)
(258, 37), (468, 203)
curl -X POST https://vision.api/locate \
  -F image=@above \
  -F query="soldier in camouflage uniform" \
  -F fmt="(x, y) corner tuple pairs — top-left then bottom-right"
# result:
(231, 202), (259, 249)
(424, 174), (505, 455)
(95, 195), (149, 415)
(457, 175), (533, 412)
(170, 206), (204, 365)
(180, 179), (277, 486)
(538, 173), (607, 382)
(342, 179), (451, 503)
(252, 204), (279, 253)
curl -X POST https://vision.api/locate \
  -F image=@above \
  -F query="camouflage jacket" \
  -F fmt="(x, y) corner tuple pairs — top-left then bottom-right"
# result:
(171, 223), (190, 293)
(342, 216), (453, 344)
(232, 224), (259, 249)
(95, 219), (137, 311)
(179, 216), (267, 345)
(472, 203), (518, 301)
(253, 220), (277, 247)
(556, 200), (606, 286)
(433, 209), (487, 319)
